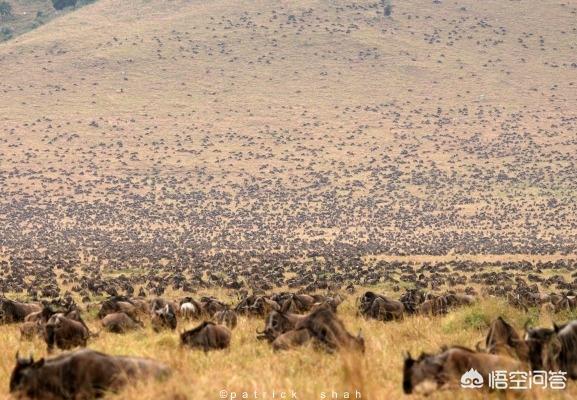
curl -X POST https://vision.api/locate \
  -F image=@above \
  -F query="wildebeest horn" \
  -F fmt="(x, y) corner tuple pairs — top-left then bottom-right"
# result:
(553, 323), (560, 333)
(256, 328), (265, 334)
(404, 351), (412, 360)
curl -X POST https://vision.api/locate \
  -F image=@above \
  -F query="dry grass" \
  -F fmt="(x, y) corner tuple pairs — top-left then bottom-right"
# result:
(0, 292), (575, 400)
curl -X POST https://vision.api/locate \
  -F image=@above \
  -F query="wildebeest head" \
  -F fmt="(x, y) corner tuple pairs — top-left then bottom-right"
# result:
(484, 316), (529, 362)
(257, 311), (298, 342)
(403, 352), (443, 395)
(97, 296), (134, 319)
(525, 322), (555, 370)
(9, 353), (44, 395)
(153, 304), (177, 331)
(298, 307), (365, 353)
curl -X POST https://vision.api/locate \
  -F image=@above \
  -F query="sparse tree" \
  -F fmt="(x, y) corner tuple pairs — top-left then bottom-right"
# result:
(0, 1), (13, 18)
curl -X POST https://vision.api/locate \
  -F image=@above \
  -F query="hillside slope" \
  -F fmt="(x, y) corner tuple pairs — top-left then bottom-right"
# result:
(0, 0), (576, 262)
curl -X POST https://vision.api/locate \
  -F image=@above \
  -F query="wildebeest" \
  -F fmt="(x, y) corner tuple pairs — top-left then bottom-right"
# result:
(481, 316), (529, 362)
(200, 296), (229, 317)
(403, 346), (522, 395)
(272, 328), (312, 351)
(180, 321), (231, 351)
(525, 320), (577, 378)
(0, 298), (41, 324)
(151, 304), (177, 332)
(45, 313), (90, 352)
(214, 309), (238, 329)
(257, 310), (307, 342)
(97, 297), (138, 320)
(10, 349), (170, 399)
(358, 291), (404, 321)
(235, 295), (278, 317)
(101, 312), (143, 333)
(417, 296), (447, 316)
(286, 306), (364, 353)
(180, 297), (202, 319)
(274, 293), (316, 314)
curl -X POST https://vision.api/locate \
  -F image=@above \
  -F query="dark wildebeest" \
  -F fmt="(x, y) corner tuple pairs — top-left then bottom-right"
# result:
(235, 295), (278, 317)
(525, 320), (577, 378)
(101, 312), (143, 334)
(44, 313), (90, 352)
(272, 329), (312, 351)
(417, 296), (447, 316)
(274, 293), (316, 314)
(97, 297), (138, 320)
(10, 349), (170, 399)
(214, 309), (238, 330)
(180, 321), (231, 351)
(358, 291), (404, 321)
(257, 310), (308, 342)
(480, 316), (529, 362)
(403, 346), (522, 395)
(0, 298), (41, 324)
(200, 296), (229, 317)
(149, 298), (179, 315)
(287, 306), (364, 353)
(151, 304), (178, 332)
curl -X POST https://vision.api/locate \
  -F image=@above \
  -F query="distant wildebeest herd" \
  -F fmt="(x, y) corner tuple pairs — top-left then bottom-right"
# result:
(2, 262), (577, 399)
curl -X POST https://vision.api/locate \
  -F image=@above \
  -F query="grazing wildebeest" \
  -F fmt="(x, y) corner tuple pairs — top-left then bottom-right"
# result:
(257, 310), (307, 342)
(97, 297), (138, 320)
(417, 296), (447, 316)
(481, 316), (529, 362)
(180, 321), (231, 351)
(0, 298), (41, 324)
(358, 291), (404, 321)
(275, 293), (316, 314)
(45, 313), (90, 352)
(272, 329), (312, 352)
(10, 349), (170, 399)
(101, 312), (143, 333)
(526, 320), (577, 378)
(150, 298), (179, 314)
(294, 306), (364, 353)
(214, 309), (238, 329)
(200, 296), (229, 317)
(236, 295), (278, 317)
(151, 304), (178, 332)
(403, 346), (522, 395)
(180, 297), (202, 319)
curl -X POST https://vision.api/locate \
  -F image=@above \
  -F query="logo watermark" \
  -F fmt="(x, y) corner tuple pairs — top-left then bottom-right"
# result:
(460, 369), (567, 390)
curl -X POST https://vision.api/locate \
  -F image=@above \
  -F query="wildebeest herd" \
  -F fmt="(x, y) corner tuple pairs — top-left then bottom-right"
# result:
(2, 256), (577, 399)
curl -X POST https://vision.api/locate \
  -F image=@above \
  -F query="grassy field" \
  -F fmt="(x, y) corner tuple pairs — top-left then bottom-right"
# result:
(1, 290), (575, 400)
